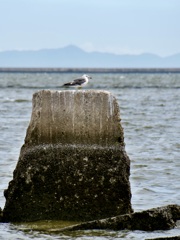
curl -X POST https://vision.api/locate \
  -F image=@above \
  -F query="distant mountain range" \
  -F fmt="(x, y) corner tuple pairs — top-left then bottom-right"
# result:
(0, 45), (179, 68)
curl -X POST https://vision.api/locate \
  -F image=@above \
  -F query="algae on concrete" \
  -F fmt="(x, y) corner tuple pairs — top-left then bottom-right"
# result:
(3, 90), (132, 222)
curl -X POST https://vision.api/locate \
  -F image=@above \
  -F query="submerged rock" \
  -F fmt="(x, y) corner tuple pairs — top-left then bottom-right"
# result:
(54, 204), (180, 232)
(146, 236), (180, 240)
(3, 90), (132, 222)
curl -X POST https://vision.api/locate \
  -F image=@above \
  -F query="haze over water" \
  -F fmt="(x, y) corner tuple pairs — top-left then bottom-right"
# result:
(0, 72), (179, 239)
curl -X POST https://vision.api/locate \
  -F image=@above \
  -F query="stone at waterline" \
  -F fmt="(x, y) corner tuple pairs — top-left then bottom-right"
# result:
(3, 90), (132, 222)
(50, 204), (180, 232)
(0, 208), (2, 222)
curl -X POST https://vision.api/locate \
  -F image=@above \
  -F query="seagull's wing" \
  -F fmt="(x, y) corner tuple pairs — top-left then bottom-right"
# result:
(71, 77), (86, 85)
(63, 76), (86, 86)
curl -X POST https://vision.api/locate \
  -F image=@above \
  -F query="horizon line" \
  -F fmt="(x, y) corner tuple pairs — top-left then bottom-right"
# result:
(0, 67), (180, 74)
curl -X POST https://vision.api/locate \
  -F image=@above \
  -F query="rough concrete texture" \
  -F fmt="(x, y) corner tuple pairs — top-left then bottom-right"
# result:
(25, 90), (125, 147)
(3, 90), (132, 222)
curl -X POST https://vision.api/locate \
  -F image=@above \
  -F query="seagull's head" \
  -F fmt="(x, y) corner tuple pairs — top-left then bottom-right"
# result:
(83, 74), (92, 79)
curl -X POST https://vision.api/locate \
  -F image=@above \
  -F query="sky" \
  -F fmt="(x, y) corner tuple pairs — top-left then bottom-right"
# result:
(0, 0), (179, 56)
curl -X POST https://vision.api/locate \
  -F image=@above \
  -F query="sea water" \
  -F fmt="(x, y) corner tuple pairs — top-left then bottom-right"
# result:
(0, 73), (179, 239)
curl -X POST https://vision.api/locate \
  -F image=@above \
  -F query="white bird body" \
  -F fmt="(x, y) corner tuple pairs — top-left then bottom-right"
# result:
(63, 74), (92, 88)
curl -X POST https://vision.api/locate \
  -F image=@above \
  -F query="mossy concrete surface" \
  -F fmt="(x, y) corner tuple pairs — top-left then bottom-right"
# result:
(3, 90), (132, 222)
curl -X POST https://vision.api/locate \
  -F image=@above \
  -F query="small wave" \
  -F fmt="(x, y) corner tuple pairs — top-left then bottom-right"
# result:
(0, 85), (51, 89)
(2, 98), (29, 103)
(142, 187), (156, 193)
(113, 85), (180, 89)
(15, 99), (30, 103)
(0, 85), (180, 90)
(133, 164), (148, 169)
(144, 125), (153, 129)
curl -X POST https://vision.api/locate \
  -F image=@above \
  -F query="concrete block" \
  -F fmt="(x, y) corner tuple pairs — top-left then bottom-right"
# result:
(3, 90), (132, 222)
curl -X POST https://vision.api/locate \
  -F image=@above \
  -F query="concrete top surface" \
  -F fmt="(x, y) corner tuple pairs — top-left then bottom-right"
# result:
(25, 90), (124, 146)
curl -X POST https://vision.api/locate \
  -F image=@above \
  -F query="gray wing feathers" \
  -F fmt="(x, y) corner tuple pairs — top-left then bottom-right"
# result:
(72, 77), (86, 85)
(64, 77), (86, 86)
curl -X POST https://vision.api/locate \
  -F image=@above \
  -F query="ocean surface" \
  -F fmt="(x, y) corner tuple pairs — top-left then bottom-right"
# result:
(0, 72), (179, 239)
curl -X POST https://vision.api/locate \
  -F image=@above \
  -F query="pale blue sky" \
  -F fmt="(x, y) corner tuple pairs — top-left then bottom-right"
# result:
(0, 0), (179, 56)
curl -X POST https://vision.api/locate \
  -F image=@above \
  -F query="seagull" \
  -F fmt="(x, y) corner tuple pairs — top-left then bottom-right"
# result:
(63, 74), (92, 88)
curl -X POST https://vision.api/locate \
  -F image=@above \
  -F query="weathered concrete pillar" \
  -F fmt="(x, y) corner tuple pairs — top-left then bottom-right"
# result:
(3, 90), (132, 222)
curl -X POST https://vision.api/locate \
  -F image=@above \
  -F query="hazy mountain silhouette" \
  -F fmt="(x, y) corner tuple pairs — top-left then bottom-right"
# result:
(0, 45), (179, 68)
